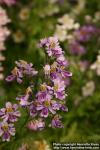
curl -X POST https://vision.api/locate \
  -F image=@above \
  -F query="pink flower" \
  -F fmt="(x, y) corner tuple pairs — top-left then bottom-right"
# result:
(27, 119), (45, 131)
(44, 64), (50, 76)
(39, 37), (63, 58)
(0, 7), (10, 80)
(0, 7), (10, 25)
(0, 0), (16, 6)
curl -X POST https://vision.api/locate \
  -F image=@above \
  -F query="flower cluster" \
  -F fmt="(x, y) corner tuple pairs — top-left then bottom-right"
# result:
(28, 37), (72, 129)
(69, 25), (100, 55)
(54, 14), (80, 41)
(6, 60), (38, 83)
(5, 37), (72, 137)
(0, 0), (16, 6)
(0, 102), (21, 141)
(0, 7), (10, 80)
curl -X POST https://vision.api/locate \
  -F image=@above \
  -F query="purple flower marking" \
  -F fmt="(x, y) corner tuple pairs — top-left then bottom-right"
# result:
(57, 55), (68, 67)
(6, 60), (38, 84)
(29, 103), (37, 117)
(0, 102), (21, 122)
(69, 41), (86, 55)
(15, 60), (38, 77)
(6, 67), (23, 84)
(16, 94), (30, 106)
(51, 115), (64, 128)
(40, 37), (63, 58)
(36, 83), (53, 102)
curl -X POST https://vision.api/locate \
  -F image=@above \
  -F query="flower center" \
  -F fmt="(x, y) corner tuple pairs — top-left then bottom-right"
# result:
(50, 41), (56, 49)
(60, 66), (65, 70)
(44, 101), (50, 107)
(2, 125), (8, 131)
(50, 67), (56, 73)
(51, 62), (57, 73)
(7, 107), (13, 113)
(40, 85), (47, 91)
(54, 84), (58, 91)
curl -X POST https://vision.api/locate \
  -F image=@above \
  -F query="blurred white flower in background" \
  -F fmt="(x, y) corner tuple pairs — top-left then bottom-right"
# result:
(72, 0), (86, 15)
(85, 15), (92, 23)
(13, 30), (25, 43)
(78, 61), (89, 72)
(18, 140), (51, 150)
(82, 81), (95, 97)
(54, 14), (80, 42)
(58, 14), (79, 30)
(90, 52), (100, 76)
(93, 11), (100, 22)
(33, 140), (51, 150)
(49, 0), (58, 4)
(19, 8), (30, 21)
(54, 25), (67, 42)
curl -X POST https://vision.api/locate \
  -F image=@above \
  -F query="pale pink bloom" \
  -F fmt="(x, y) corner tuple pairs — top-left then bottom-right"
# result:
(27, 119), (45, 131)
(44, 64), (50, 75)
(0, 27), (10, 42)
(0, 7), (10, 25)
(0, 0), (16, 6)
(0, 7), (10, 80)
